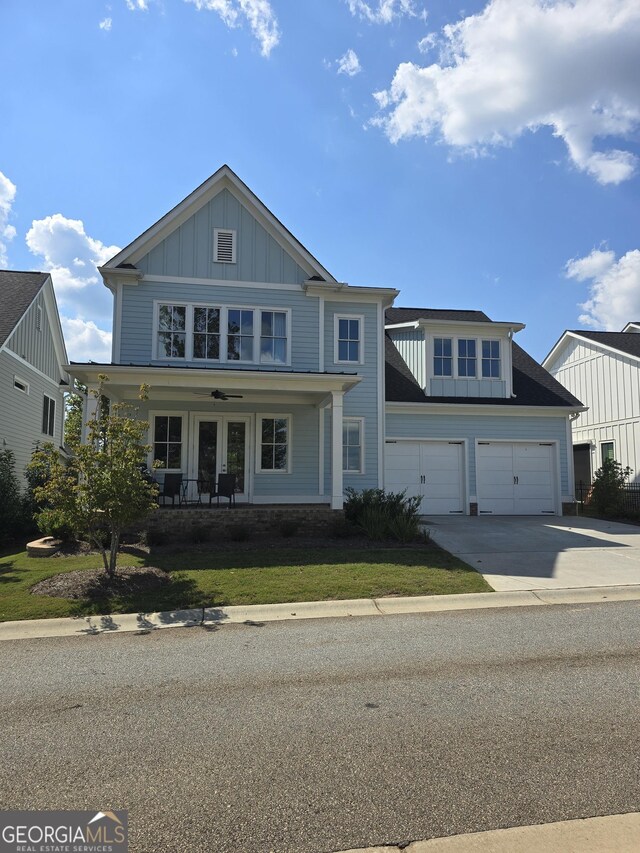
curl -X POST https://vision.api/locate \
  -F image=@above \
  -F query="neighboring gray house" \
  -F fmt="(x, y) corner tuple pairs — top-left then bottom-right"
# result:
(64, 165), (582, 515)
(544, 325), (640, 488)
(0, 271), (69, 486)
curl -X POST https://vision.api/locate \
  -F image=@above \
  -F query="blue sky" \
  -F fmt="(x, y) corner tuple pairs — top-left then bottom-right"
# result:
(1, 0), (639, 363)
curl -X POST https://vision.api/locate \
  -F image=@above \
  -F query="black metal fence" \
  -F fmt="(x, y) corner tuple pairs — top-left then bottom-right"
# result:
(575, 480), (640, 513)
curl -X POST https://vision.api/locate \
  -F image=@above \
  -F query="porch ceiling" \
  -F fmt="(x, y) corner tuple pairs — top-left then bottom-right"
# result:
(65, 363), (361, 404)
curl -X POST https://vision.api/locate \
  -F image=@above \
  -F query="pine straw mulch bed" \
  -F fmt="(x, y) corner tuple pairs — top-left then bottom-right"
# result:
(31, 565), (170, 600)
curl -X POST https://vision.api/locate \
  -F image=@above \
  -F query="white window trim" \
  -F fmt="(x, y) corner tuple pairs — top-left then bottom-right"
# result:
(13, 375), (30, 394)
(343, 416), (365, 475)
(428, 335), (503, 381)
(334, 314), (364, 365)
(213, 228), (237, 264)
(255, 414), (292, 474)
(42, 394), (56, 437)
(153, 301), (292, 367)
(149, 411), (187, 473)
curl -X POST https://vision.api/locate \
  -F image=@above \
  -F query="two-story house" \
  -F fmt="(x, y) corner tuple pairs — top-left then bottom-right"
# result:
(544, 324), (640, 488)
(0, 270), (69, 486)
(65, 166), (583, 514)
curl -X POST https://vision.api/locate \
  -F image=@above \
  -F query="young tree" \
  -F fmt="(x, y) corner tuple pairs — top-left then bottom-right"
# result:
(64, 380), (87, 449)
(32, 377), (158, 577)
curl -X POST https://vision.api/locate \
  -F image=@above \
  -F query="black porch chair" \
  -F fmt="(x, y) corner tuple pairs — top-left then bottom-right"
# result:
(209, 473), (236, 508)
(159, 473), (183, 507)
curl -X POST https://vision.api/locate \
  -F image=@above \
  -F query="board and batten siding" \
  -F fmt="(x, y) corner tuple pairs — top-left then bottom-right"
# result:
(388, 329), (425, 389)
(323, 300), (382, 491)
(548, 336), (640, 482)
(135, 189), (309, 285)
(0, 350), (64, 486)
(385, 411), (570, 497)
(118, 281), (319, 370)
(5, 290), (62, 384)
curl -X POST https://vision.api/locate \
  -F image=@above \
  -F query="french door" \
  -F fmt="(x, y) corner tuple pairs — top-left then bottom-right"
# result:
(189, 415), (250, 502)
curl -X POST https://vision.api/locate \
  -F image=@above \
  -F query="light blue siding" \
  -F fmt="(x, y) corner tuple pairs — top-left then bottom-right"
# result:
(136, 189), (309, 284)
(430, 378), (507, 397)
(385, 411), (570, 495)
(119, 281), (320, 369)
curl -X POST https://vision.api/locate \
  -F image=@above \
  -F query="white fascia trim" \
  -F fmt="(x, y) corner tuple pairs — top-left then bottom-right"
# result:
(385, 401), (586, 416)
(544, 330), (640, 369)
(305, 283), (399, 303)
(622, 323), (640, 333)
(385, 321), (420, 331)
(104, 167), (336, 283)
(4, 349), (65, 391)
(412, 318), (525, 332)
(42, 278), (69, 374)
(143, 274), (303, 292)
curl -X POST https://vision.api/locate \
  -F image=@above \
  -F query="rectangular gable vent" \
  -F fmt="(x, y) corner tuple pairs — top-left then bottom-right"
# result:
(214, 228), (236, 264)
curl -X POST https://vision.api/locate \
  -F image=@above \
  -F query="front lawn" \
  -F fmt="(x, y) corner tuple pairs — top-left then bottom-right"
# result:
(0, 543), (492, 622)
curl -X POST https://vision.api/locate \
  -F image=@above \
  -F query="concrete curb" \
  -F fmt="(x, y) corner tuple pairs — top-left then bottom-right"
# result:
(2, 584), (640, 642)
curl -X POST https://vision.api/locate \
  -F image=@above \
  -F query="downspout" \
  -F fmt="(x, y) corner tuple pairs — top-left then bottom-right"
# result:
(508, 329), (517, 397)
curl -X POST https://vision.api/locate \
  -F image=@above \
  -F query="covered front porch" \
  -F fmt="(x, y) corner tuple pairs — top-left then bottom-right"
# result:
(66, 363), (361, 510)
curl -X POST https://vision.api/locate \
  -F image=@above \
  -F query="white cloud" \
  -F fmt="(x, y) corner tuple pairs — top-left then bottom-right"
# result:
(26, 214), (120, 323)
(61, 317), (112, 363)
(185, 0), (280, 57)
(346, 0), (417, 24)
(417, 32), (436, 54)
(566, 248), (640, 329)
(0, 170), (17, 268)
(99, 17), (113, 30)
(125, 0), (149, 9)
(373, 0), (640, 185)
(337, 49), (362, 77)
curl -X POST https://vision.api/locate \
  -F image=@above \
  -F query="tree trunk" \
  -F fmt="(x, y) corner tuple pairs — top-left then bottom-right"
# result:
(108, 528), (121, 578)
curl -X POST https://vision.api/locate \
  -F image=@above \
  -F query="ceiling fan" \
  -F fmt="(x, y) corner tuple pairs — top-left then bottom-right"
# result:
(193, 389), (244, 401)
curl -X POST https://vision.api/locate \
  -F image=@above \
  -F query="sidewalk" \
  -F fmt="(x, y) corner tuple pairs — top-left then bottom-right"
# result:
(338, 812), (640, 852)
(2, 584), (640, 641)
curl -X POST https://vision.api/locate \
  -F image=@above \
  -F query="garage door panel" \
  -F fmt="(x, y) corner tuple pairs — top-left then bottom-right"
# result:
(477, 442), (556, 515)
(385, 441), (465, 515)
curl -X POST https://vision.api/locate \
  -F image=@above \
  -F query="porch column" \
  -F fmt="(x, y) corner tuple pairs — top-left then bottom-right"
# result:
(81, 386), (99, 444)
(331, 390), (344, 510)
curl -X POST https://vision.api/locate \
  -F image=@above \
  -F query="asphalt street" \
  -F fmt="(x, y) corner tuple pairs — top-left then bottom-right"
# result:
(2, 602), (640, 852)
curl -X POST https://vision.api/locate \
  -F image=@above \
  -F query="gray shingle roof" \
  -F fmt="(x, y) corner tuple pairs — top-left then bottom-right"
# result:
(570, 330), (640, 360)
(385, 308), (583, 408)
(0, 270), (49, 348)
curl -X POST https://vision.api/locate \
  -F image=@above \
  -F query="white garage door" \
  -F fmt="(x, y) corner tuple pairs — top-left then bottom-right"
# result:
(385, 441), (465, 515)
(476, 442), (556, 515)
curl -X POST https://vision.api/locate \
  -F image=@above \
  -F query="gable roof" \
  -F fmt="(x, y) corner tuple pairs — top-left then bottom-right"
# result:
(0, 270), (50, 348)
(103, 164), (337, 284)
(385, 309), (582, 408)
(568, 330), (640, 360)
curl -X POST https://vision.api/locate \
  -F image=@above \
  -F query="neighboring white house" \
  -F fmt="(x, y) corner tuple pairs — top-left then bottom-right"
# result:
(543, 325), (640, 488)
(0, 271), (69, 487)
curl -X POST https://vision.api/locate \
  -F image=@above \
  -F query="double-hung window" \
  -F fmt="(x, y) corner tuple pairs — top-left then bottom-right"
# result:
(343, 419), (363, 473)
(153, 415), (183, 470)
(481, 340), (501, 378)
(601, 441), (615, 465)
(257, 416), (290, 472)
(42, 395), (55, 437)
(260, 311), (287, 364)
(458, 339), (476, 377)
(433, 338), (453, 376)
(157, 305), (186, 359)
(227, 309), (255, 361)
(193, 307), (220, 360)
(336, 316), (362, 363)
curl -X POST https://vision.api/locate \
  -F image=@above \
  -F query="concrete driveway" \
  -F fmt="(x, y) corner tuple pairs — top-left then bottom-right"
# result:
(426, 515), (640, 591)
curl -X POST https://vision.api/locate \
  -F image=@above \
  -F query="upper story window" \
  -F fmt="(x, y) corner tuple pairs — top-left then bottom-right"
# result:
(433, 338), (453, 376)
(213, 228), (236, 264)
(154, 302), (290, 366)
(457, 339), (476, 377)
(481, 340), (501, 378)
(42, 395), (55, 437)
(157, 305), (186, 359)
(335, 316), (363, 364)
(260, 311), (287, 364)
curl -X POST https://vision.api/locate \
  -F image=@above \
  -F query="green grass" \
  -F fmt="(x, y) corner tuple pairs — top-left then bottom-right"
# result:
(0, 544), (492, 622)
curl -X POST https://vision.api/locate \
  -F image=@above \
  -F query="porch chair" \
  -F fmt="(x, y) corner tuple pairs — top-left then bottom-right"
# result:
(209, 473), (236, 508)
(159, 472), (183, 507)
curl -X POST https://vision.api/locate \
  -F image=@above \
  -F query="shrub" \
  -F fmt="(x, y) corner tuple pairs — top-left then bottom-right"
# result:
(279, 519), (300, 538)
(229, 524), (251, 542)
(330, 518), (359, 539)
(0, 448), (34, 545)
(344, 487), (423, 542)
(589, 457), (632, 516)
(191, 523), (211, 544)
(35, 507), (75, 542)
